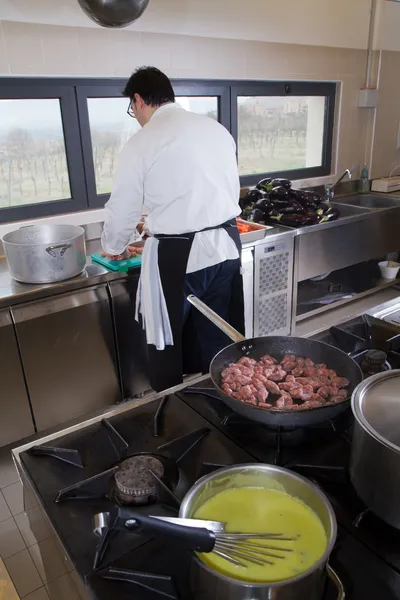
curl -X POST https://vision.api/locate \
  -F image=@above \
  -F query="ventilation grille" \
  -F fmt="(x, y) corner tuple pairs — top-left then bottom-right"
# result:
(257, 293), (288, 335)
(259, 252), (290, 294)
(256, 251), (290, 335)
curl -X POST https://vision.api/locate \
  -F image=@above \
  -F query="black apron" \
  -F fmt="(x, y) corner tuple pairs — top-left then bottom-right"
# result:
(146, 219), (244, 392)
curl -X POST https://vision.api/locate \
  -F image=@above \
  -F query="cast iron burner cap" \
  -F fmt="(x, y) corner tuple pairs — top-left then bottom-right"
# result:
(361, 349), (390, 375)
(115, 455), (164, 506)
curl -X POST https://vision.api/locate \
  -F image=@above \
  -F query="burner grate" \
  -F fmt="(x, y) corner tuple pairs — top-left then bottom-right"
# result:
(102, 418), (129, 459)
(98, 568), (179, 599)
(51, 418), (212, 570)
(55, 466), (118, 503)
(29, 445), (83, 468)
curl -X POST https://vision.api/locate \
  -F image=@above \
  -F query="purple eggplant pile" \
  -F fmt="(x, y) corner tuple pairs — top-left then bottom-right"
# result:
(240, 178), (340, 228)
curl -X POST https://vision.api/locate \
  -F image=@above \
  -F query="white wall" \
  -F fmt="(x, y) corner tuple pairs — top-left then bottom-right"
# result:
(376, 0), (400, 51)
(0, 0), (371, 49)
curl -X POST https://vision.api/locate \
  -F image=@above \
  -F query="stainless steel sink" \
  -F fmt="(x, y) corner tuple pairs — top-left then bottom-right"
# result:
(330, 202), (372, 217)
(333, 194), (400, 209)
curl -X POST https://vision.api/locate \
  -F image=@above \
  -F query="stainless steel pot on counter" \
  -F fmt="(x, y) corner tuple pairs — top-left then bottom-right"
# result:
(351, 370), (400, 530)
(2, 224), (87, 284)
(179, 464), (344, 600)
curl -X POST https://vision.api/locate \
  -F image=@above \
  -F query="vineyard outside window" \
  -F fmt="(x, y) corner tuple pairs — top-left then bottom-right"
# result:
(237, 96), (325, 177)
(0, 99), (71, 208)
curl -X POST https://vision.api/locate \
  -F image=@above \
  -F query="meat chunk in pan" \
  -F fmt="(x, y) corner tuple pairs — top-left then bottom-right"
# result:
(275, 394), (293, 409)
(220, 353), (350, 412)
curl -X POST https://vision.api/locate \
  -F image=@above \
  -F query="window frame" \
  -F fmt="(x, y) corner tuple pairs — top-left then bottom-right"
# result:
(0, 80), (87, 223)
(230, 81), (336, 187)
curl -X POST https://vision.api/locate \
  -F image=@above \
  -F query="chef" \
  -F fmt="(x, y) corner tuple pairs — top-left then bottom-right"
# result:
(101, 66), (243, 392)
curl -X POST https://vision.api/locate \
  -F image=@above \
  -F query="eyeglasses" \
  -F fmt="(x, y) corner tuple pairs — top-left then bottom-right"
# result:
(127, 101), (136, 119)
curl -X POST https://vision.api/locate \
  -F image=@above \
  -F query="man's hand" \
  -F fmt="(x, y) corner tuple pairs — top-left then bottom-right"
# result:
(136, 221), (145, 235)
(101, 248), (131, 260)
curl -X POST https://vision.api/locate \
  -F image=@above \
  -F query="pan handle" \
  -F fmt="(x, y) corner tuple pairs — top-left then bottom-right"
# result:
(186, 295), (246, 343)
(326, 564), (345, 599)
(117, 508), (216, 553)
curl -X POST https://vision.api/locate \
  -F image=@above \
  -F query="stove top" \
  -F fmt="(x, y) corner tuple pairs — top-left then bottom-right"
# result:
(18, 313), (400, 600)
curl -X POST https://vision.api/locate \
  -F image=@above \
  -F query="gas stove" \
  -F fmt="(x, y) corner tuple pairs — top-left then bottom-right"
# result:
(15, 312), (400, 600)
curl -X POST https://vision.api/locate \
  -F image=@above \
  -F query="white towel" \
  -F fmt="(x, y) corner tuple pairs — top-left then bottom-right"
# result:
(135, 236), (173, 351)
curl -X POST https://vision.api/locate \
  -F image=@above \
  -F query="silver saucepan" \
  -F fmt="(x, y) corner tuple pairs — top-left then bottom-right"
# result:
(117, 464), (344, 599)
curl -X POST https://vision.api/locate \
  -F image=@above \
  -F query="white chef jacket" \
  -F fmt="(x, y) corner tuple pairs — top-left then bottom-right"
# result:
(101, 103), (241, 273)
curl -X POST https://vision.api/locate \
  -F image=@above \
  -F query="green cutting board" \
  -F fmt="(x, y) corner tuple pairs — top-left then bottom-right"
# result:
(91, 253), (142, 272)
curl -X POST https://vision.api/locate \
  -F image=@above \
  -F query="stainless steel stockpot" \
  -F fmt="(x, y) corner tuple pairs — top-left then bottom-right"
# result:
(3, 224), (86, 284)
(351, 370), (400, 530)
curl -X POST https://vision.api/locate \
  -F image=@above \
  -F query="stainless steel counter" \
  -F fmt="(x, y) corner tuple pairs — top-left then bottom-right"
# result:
(293, 197), (400, 282)
(0, 195), (396, 310)
(0, 227), (296, 309)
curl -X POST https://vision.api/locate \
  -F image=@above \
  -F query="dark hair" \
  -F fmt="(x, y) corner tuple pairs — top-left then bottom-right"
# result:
(122, 66), (175, 107)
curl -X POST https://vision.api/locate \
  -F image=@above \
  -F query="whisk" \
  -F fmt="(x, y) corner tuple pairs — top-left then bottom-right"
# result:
(208, 531), (295, 567)
(117, 508), (295, 568)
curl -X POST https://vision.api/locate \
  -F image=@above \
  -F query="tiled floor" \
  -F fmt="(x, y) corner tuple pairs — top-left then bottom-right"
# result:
(0, 445), (86, 599)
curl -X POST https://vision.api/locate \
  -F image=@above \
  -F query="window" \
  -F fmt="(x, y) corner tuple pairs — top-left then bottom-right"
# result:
(0, 82), (86, 223)
(231, 82), (335, 186)
(0, 78), (335, 222)
(87, 97), (140, 196)
(0, 99), (71, 208)
(176, 96), (218, 120)
(236, 96), (325, 176)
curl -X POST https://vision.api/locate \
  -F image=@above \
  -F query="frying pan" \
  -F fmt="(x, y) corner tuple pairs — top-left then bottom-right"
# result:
(187, 295), (363, 427)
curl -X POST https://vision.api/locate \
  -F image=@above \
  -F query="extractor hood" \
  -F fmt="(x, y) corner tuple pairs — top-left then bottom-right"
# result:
(77, 0), (150, 28)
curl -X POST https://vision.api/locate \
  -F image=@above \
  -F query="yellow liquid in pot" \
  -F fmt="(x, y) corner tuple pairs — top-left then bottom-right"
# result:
(193, 487), (327, 583)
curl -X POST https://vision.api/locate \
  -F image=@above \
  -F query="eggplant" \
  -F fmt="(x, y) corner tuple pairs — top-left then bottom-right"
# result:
(316, 202), (331, 215)
(270, 186), (289, 201)
(296, 195), (319, 211)
(288, 189), (306, 202)
(267, 212), (306, 227)
(270, 199), (292, 210)
(254, 197), (275, 215)
(277, 205), (307, 216)
(302, 190), (323, 206)
(271, 178), (292, 190)
(303, 212), (322, 225)
(241, 202), (255, 216)
(256, 178), (274, 193)
(288, 201), (306, 214)
(248, 208), (266, 223)
(240, 188), (267, 210)
(320, 207), (340, 222)
(271, 200), (305, 214)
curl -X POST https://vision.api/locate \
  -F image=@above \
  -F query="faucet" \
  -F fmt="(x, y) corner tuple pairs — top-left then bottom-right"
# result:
(326, 169), (352, 201)
(334, 169), (352, 188)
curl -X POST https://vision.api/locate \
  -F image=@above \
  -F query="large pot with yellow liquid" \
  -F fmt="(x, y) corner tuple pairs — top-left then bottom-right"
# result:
(179, 464), (344, 600)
